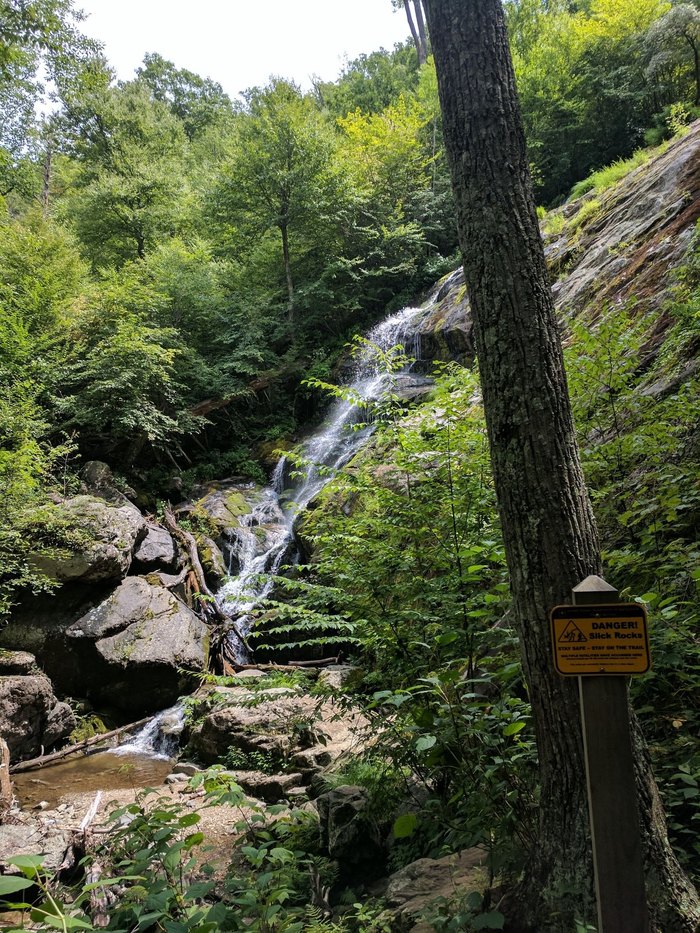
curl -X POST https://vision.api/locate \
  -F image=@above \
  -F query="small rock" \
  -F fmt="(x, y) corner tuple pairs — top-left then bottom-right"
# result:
(229, 669), (266, 680)
(317, 665), (362, 691)
(132, 524), (176, 572)
(172, 761), (200, 777)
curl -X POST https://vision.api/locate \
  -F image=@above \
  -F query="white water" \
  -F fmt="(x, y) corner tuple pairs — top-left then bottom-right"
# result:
(111, 703), (186, 760)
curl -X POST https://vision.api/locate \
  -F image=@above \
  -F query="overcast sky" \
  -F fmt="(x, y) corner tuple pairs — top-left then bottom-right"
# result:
(76, 1), (411, 99)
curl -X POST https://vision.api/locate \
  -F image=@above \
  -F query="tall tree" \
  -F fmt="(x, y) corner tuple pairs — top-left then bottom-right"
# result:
(212, 79), (338, 321)
(422, 0), (700, 930)
(393, 0), (429, 64)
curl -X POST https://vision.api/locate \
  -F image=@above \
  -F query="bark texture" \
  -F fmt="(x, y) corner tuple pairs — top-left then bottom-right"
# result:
(422, 0), (700, 929)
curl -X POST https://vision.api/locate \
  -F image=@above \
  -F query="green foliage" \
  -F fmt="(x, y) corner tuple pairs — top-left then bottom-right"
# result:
(569, 144), (665, 200)
(565, 289), (700, 876)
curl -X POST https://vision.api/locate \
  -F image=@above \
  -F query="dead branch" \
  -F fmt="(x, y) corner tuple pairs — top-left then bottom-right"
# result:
(10, 717), (152, 774)
(163, 506), (243, 624)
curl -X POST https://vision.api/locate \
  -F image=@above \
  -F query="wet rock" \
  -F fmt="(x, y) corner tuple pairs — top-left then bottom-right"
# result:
(0, 672), (75, 761)
(384, 848), (487, 927)
(412, 268), (474, 368)
(198, 534), (227, 587)
(65, 577), (208, 714)
(132, 524), (177, 572)
(29, 495), (146, 584)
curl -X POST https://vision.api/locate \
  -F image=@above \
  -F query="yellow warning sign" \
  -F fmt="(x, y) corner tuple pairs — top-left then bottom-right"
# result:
(550, 603), (651, 676)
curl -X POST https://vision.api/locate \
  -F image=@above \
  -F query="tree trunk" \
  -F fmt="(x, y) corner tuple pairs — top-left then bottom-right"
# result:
(42, 144), (52, 216)
(413, 0), (429, 65)
(403, 0), (424, 64)
(422, 1), (700, 930)
(280, 220), (294, 320)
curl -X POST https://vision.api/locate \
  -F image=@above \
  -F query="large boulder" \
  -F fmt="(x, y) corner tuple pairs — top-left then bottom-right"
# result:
(30, 495), (146, 584)
(0, 655), (75, 761)
(65, 577), (209, 714)
(187, 685), (367, 781)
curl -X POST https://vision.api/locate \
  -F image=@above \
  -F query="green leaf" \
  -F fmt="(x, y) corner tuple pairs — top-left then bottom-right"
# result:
(0, 875), (34, 895)
(393, 812), (418, 838)
(416, 734), (437, 752)
(503, 721), (526, 737)
(7, 854), (44, 877)
(473, 910), (505, 930)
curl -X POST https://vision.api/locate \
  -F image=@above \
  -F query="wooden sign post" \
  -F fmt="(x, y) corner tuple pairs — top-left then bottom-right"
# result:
(551, 575), (650, 933)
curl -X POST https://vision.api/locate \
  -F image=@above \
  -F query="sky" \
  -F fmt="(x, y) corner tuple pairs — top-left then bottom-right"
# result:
(75, 0), (412, 99)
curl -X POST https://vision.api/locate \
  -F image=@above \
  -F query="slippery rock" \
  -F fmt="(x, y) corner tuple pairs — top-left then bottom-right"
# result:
(411, 268), (474, 368)
(187, 481), (289, 574)
(0, 667), (75, 761)
(30, 495), (145, 584)
(65, 577), (208, 713)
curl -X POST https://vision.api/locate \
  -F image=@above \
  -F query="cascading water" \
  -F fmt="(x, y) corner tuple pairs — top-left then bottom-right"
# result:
(216, 284), (446, 661)
(111, 703), (186, 759)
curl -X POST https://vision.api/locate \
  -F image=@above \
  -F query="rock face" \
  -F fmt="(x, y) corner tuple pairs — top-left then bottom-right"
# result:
(403, 124), (700, 379)
(65, 577), (209, 714)
(547, 122), (700, 318)
(188, 481), (290, 576)
(412, 267), (474, 368)
(0, 655), (75, 761)
(30, 495), (145, 584)
(314, 784), (388, 883)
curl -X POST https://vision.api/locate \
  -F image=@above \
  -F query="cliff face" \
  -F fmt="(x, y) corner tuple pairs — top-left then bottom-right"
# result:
(416, 122), (700, 373)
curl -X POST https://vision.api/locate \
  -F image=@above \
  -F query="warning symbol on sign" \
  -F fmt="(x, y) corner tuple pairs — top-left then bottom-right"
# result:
(558, 620), (588, 643)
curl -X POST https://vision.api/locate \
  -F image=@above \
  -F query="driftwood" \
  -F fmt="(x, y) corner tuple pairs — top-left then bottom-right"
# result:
(0, 738), (12, 816)
(222, 659), (339, 675)
(58, 792), (114, 926)
(10, 717), (152, 774)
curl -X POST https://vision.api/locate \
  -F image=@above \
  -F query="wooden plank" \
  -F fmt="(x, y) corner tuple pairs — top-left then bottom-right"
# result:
(574, 575), (649, 933)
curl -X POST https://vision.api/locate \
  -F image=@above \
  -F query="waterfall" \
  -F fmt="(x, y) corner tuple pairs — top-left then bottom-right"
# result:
(111, 703), (186, 760)
(217, 288), (441, 660)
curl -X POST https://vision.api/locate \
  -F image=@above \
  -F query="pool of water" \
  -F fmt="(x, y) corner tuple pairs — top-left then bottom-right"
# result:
(13, 751), (174, 810)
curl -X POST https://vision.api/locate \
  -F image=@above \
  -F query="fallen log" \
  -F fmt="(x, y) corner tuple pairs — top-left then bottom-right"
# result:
(10, 717), (152, 774)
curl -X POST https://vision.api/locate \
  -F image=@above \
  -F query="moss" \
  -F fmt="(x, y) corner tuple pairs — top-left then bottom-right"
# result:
(225, 491), (251, 518)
